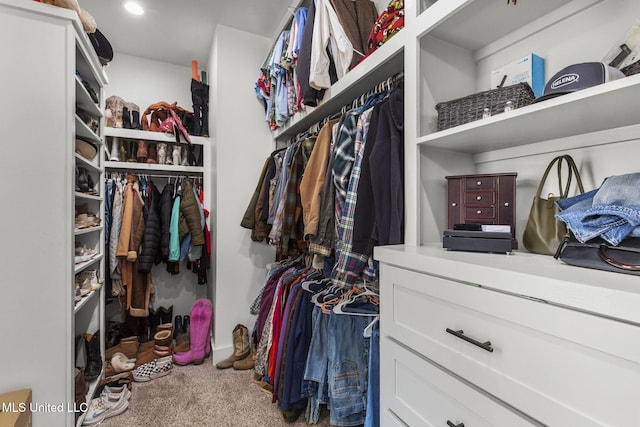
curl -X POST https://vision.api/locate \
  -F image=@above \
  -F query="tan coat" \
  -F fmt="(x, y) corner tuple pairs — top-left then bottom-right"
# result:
(300, 118), (340, 239)
(116, 176), (145, 261)
(115, 176), (150, 317)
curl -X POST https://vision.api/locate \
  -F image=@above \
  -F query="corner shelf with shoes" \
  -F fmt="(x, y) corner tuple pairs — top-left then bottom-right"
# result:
(103, 127), (208, 174)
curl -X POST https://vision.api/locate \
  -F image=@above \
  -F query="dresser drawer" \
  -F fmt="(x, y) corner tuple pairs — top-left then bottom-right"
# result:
(464, 176), (495, 190)
(381, 337), (536, 427)
(464, 191), (495, 206)
(380, 264), (640, 427)
(464, 206), (495, 220)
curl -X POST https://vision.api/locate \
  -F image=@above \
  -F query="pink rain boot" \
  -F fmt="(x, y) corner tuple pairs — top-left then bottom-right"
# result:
(173, 299), (212, 366)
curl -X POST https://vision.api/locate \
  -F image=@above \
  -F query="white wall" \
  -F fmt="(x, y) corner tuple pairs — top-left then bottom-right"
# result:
(208, 25), (275, 360)
(103, 53), (194, 115)
(103, 53), (208, 322)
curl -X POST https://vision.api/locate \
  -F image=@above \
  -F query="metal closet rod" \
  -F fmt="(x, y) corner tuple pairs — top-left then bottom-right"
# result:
(106, 171), (204, 180)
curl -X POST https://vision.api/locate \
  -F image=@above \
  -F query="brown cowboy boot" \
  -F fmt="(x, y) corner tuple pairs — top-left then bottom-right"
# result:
(216, 324), (250, 369)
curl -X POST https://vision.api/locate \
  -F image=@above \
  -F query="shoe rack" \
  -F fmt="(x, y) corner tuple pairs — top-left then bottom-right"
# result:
(0, 1), (108, 426)
(74, 12), (107, 427)
(103, 127), (208, 176)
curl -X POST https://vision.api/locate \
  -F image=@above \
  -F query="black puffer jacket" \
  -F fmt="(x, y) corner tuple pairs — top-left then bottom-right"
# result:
(138, 182), (162, 273)
(158, 183), (175, 261)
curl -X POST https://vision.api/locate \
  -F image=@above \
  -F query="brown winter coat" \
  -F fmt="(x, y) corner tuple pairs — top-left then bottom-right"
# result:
(116, 176), (145, 261)
(178, 179), (205, 246)
(116, 176), (151, 317)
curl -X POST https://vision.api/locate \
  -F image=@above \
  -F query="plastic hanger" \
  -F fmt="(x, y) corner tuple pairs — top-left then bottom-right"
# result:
(363, 317), (379, 338)
(332, 282), (379, 316)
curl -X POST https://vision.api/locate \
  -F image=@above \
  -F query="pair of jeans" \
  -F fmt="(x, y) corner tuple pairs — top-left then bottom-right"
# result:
(302, 307), (374, 426)
(327, 312), (372, 426)
(365, 328), (379, 427)
(556, 173), (640, 245)
(302, 306), (330, 424)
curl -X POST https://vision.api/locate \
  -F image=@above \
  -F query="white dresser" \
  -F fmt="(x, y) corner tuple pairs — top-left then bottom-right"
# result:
(375, 245), (640, 426)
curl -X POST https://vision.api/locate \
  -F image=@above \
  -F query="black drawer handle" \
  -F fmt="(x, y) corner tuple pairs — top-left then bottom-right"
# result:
(447, 421), (464, 427)
(446, 328), (494, 353)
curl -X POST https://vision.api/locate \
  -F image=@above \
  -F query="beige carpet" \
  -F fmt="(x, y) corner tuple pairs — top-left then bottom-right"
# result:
(98, 361), (332, 427)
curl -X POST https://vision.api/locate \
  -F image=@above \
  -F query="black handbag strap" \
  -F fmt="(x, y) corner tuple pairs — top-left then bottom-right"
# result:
(535, 155), (584, 198)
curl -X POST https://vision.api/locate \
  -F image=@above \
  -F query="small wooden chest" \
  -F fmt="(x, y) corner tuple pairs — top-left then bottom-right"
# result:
(446, 173), (517, 248)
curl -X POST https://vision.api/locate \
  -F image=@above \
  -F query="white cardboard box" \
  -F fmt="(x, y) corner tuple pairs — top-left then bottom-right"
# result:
(491, 54), (545, 97)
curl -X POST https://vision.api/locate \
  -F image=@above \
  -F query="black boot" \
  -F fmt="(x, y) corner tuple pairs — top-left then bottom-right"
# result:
(182, 315), (190, 334)
(84, 331), (102, 381)
(159, 306), (173, 325)
(128, 103), (142, 130)
(191, 79), (203, 136)
(122, 106), (132, 129)
(173, 315), (183, 339)
(191, 79), (209, 137)
(148, 307), (161, 341)
(201, 82), (209, 137)
(187, 145), (197, 166)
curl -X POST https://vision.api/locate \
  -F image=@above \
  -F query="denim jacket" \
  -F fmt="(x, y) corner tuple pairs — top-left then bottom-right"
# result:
(556, 173), (640, 245)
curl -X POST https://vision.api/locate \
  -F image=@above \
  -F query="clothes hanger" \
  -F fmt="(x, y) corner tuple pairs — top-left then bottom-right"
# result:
(332, 283), (380, 317)
(363, 317), (379, 338)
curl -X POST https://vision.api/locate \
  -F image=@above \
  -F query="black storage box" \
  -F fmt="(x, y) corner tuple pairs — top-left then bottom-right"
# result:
(443, 230), (513, 253)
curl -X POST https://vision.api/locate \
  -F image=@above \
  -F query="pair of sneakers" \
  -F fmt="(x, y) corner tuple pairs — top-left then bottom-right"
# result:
(133, 355), (173, 382)
(82, 385), (131, 425)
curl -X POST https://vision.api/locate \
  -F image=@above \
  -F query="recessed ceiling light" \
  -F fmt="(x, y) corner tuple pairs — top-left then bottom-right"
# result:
(124, 2), (144, 15)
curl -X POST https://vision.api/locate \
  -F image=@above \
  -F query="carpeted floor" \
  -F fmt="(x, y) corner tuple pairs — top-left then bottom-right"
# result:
(97, 361), (332, 427)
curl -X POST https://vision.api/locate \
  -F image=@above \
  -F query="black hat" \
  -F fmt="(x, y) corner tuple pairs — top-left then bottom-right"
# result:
(88, 28), (113, 66)
(534, 62), (625, 103)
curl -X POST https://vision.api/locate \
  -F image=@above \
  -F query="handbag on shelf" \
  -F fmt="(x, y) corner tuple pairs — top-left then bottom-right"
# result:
(522, 155), (585, 255)
(554, 232), (640, 276)
(141, 101), (192, 144)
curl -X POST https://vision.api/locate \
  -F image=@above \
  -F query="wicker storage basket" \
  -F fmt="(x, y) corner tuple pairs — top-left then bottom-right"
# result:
(621, 60), (640, 76)
(435, 82), (535, 131)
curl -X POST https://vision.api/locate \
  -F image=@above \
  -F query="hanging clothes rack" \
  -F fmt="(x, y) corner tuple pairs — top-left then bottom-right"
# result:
(284, 72), (405, 147)
(106, 171), (202, 181)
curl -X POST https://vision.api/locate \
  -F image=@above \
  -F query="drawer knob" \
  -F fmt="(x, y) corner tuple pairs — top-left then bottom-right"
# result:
(476, 210), (482, 214)
(476, 181), (482, 186)
(447, 422), (465, 427)
(476, 195), (482, 200)
(504, 202), (510, 207)
(451, 202), (457, 207)
(446, 328), (494, 353)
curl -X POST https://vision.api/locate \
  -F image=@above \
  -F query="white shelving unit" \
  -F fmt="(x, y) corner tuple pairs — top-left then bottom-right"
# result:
(263, 0), (640, 425)
(0, 1), (108, 426)
(103, 128), (208, 175)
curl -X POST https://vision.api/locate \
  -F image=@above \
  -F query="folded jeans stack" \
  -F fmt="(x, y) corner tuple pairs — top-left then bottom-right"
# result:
(556, 172), (640, 245)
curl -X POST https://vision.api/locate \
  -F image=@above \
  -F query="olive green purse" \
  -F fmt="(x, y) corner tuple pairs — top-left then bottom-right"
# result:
(523, 155), (584, 255)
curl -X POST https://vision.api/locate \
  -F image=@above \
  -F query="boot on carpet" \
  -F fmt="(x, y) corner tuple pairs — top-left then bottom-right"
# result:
(216, 324), (250, 370)
(173, 299), (212, 366)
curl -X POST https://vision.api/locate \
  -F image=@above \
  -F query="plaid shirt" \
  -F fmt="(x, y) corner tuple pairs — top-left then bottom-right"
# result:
(331, 108), (374, 287)
(269, 144), (297, 241)
(332, 111), (359, 223)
